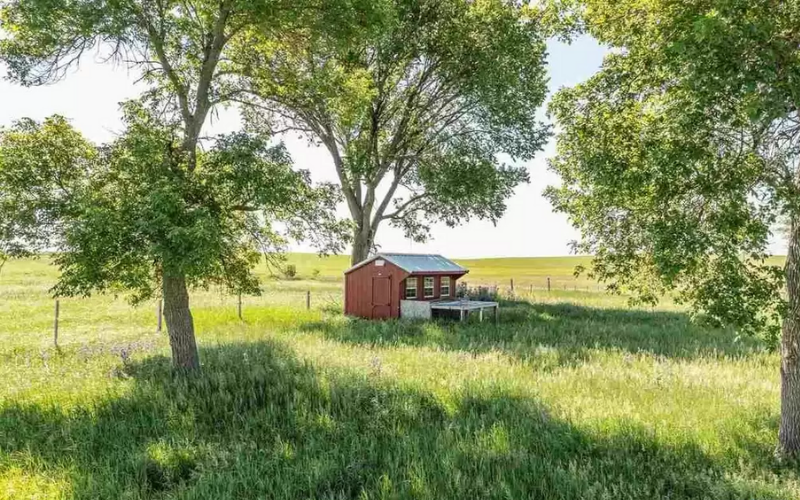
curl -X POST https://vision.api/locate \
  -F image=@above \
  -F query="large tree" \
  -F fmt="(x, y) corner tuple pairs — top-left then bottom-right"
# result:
(0, 0), (367, 368)
(0, 107), (346, 368)
(232, 0), (550, 264)
(547, 0), (800, 457)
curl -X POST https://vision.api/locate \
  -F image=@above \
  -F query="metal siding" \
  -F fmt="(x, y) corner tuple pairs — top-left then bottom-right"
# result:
(346, 253), (468, 275)
(382, 253), (466, 274)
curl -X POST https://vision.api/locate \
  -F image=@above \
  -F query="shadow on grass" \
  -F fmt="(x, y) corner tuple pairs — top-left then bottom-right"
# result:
(0, 340), (792, 499)
(302, 299), (768, 366)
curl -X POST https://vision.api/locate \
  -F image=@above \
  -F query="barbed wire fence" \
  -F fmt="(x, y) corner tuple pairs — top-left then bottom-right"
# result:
(45, 276), (603, 347)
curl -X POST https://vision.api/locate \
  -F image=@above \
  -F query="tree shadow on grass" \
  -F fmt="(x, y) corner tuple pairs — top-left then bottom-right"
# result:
(0, 340), (793, 499)
(302, 299), (768, 366)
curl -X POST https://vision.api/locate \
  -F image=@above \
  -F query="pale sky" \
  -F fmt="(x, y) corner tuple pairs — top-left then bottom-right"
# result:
(6, 35), (737, 259)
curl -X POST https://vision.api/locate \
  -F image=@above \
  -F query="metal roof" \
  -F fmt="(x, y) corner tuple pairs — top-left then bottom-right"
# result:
(345, 253), (469, 275)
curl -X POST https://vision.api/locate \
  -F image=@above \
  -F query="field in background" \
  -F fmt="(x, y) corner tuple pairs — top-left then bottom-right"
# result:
(0, 255), (612, 352)
(285, 253), (788, 290)
(1, 255), (798, 499)
(285, 253), (599, 289)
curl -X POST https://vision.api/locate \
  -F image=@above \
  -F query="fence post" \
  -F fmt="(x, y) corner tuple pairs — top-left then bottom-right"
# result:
(510, 278), (514, 292)
(156, 299), (163, 333)
(53, 300), (59, 348)
(306, 290), (311, 310)
(547, 277), (551, 292)
(237, 292), (242, 320)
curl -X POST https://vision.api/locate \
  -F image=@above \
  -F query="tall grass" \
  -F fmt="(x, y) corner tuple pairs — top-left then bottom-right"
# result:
(0, 257), (797, 499)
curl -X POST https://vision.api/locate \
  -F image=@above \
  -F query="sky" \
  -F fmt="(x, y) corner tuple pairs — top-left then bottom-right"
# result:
(0, 36), (611, 258)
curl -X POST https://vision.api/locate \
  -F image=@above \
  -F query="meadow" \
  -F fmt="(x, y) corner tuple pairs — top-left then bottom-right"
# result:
(279, 253), (602, 290)
(1, 254), (798, 499)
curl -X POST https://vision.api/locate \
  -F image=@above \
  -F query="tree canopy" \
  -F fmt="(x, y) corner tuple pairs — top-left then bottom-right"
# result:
(0, 0), (374, 165)
(0, 106), (347, 358)
(546, 0), (800, 457)
(0, 115), (93, 272)
(232, 0), (550, 263)
(0, 0), (371, 368)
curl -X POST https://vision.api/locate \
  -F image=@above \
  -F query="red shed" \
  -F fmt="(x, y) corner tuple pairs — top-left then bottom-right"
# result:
(344, 253), (469, 319)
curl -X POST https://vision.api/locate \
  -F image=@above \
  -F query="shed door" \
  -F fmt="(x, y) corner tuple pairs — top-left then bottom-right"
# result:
(372, 276), (392, 319)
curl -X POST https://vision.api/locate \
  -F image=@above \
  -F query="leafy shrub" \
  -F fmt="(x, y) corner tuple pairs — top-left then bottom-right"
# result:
(457, 283), (498, 301)
(283, 264), (297, 279)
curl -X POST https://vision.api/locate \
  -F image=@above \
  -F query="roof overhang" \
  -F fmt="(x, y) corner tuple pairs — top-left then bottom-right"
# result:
(344, 253), (468, 275)
(344, 254), (385, 274)
(407, 270), (469, 277)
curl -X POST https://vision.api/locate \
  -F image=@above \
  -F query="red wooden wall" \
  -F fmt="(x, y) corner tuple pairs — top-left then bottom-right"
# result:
(344, 259), (467, 319)
(344, 259), (408, 319)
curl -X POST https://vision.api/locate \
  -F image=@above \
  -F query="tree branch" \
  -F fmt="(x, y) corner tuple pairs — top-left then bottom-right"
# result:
(382, 193), (429, 221)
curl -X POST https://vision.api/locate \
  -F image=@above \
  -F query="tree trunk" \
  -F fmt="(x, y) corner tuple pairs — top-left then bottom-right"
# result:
(351, 225), (374, 266)
(162, 274), (200, 371)
(778, 220), (800, 458)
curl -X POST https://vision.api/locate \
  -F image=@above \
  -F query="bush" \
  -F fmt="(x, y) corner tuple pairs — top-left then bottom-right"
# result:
(283, 264), (297, 279)
(311, 268), (321, 279)
(457, 282), (498, 301)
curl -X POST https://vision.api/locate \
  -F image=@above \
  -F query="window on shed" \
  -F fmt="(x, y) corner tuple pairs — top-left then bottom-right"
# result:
(424, 277), (435, 298)
(440, 277), (451, 297)
(405, 278), (417, 299)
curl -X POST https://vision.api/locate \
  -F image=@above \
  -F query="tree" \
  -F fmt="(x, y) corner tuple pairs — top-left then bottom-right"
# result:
(0, 115), (94, 274)
(0, 0), (367, 368)
(233, 0), (550, 264)
(0, 107), (347, 368)
(546, 0), (800, 458)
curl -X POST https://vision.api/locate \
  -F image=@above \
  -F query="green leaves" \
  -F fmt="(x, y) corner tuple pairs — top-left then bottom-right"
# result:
(547, 0), (800, 343)
(0, 0), (114, 85)
(237, 0), (548, 255)
(0, 115), (95, 261)
(0, 107), (347, 301)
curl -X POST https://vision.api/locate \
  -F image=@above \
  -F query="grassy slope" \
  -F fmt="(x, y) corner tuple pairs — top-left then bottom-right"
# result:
(289, 253), (788, 289)
(285, 253), (599, 288)
(0, 256), (797, 499)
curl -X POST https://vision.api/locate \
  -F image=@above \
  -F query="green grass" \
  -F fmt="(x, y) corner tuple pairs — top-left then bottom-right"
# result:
(1, 255), (798, 499)
(283, 253), (599, 289)
(288, 253), (788, 290)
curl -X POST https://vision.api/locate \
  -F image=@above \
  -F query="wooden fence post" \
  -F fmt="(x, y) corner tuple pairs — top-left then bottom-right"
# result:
(237, 292), (242, 320)
(53, 300), (59, 348)
(306, 290), (311, 310)
(156, 299), (163, 333)
(510, 279), (514, 292)
(547, 277), (551, 292)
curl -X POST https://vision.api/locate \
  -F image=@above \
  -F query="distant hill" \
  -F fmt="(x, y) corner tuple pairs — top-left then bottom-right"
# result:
(5, 253), (786, 290)
(284, 254), (595, 288)
(283, 253), (788, 289)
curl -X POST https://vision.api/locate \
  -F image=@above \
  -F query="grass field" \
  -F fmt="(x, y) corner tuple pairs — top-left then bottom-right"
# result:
(282, 253), (601, 289)
(1, 255), (798, 499)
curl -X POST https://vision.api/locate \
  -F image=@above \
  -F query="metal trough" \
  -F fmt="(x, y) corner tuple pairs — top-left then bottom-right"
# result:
(430, 300), (499, 323)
